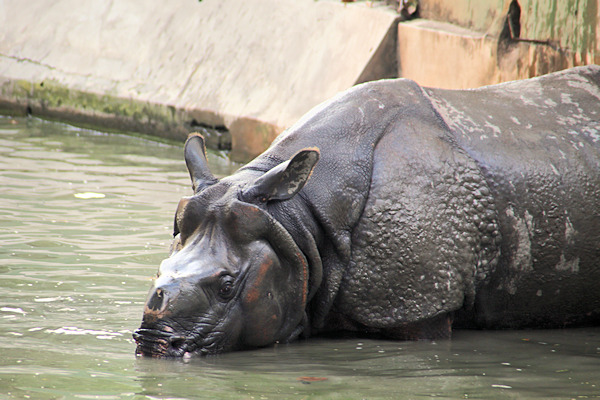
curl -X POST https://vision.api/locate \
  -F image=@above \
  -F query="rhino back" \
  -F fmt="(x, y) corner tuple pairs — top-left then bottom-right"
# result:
(427, 65), (600, 328)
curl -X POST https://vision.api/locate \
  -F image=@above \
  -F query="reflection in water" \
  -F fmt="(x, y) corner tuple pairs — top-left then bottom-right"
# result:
(0, 116), (599, 399)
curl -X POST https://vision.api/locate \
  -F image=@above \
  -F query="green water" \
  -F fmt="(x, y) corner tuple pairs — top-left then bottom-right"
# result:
(0, 116), (599, 399)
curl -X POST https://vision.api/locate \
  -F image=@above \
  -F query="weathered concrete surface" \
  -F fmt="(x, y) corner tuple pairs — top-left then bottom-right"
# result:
(2, 0), (597, 157)
(398, 20), (498, 89)
(399, 0), (600, 89)
(419, 0), (600, 60)
(0, 0), (398, 161)
(397, 18), (581, 89)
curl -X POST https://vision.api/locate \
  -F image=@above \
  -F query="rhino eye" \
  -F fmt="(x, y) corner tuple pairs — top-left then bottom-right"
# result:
(218, 276), (235, 300)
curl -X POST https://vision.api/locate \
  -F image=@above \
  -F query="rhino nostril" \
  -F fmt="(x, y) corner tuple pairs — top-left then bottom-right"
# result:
(148, 288), (166, 311)
(168, 334), (186, 349)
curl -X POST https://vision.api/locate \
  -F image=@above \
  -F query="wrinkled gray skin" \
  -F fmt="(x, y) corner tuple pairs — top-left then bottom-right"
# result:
(134, 65), (600, 358)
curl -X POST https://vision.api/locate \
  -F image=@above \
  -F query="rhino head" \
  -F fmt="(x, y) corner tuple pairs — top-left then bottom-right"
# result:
(133, 134), (319, 357)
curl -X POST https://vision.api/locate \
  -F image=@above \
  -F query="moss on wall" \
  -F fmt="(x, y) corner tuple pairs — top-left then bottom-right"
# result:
(1, 78), (213, 143)
(418, 0), (598, 63)
(522, 0), (598, 61)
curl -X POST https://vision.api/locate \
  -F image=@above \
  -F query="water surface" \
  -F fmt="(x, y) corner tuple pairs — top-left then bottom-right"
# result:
(1, 117), (599, 399)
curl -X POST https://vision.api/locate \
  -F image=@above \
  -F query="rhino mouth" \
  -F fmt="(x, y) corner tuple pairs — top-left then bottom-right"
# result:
(133, 324), (226, 358)
(132, 323), (195, 357)
(133, 327), (183, 358)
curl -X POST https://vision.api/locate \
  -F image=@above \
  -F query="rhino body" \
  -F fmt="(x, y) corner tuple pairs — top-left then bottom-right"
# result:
(134, 65), (600, 357)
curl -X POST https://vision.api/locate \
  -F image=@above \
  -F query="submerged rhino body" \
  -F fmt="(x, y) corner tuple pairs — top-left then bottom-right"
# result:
(134, 65), (600, 357)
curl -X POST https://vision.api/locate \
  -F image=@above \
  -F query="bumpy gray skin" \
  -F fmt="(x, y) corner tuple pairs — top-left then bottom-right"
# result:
(429, 69), (600, 329)
(135, 65), (600, 357)
(260, 65), (600, 334)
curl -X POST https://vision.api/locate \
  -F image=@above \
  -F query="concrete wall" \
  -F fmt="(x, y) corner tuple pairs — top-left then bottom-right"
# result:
(400, 0), (599, 89)
(419, 0), (599, 60)
(0, 0), (398, 161)
(1, 0), (598, 159)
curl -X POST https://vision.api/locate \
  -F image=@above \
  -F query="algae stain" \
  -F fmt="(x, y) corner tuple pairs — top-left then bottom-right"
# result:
(580, 0), (598, 59)
(524, 0), (596, 56)
(4, 78), (191, 142)
(548, 0), (557, 40)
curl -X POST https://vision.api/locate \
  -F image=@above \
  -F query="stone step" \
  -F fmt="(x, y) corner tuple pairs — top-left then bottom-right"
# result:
(396, 17), (592, 90)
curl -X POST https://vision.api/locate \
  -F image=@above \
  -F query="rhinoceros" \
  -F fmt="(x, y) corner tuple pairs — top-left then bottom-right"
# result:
(134, 65), (600, 358)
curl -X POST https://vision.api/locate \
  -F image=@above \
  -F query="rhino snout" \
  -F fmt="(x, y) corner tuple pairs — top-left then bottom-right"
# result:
(135, 281), (201, 358)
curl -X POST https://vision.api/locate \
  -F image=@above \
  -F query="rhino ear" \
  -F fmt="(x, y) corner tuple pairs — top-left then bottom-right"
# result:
(184, 133), (218, 193)
(242, 148), (320, 203)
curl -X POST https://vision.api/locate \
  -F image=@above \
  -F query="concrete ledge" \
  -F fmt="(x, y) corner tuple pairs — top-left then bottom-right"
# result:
(417, 0), (506, 35)
(398, 20), (498, 89)
(0, 58), (226, 149)
(397, 18), (592, 89)
(0, 0), (399, 161)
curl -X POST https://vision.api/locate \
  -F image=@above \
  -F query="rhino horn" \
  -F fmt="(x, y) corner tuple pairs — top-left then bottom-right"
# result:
(184, 133), (218, 193)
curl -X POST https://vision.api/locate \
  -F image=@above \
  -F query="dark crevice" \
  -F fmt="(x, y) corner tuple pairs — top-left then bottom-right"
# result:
(189, 118), (226, 131)
(188, 119), (231, 151)
(498, 0), (522, 54)
(507, 0), (521, 39)
(498, 0), (561, 55)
